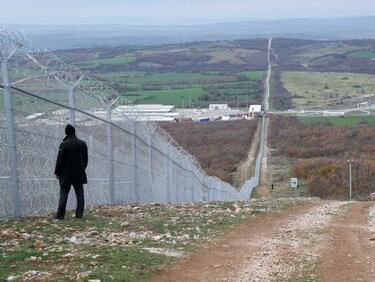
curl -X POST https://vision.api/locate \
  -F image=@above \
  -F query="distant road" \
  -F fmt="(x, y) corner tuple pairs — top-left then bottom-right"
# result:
(264, 37), (272, 111)
(268, 105), (375, 116)
(256, 38), (272, 191)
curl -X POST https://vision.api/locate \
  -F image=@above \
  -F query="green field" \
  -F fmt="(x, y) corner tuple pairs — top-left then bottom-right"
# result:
(97, 71), (265, 107)
(7, 40), (270, 108)
(241, 71), (265, 80)
(80, 54), (136, 67)
(282, 71), (375, 109)
(349, 50), (375, 59)
(297, 42), (361, 60)
(100, 71), (264, 85)
(126, 87), (206, 105)
(300, 115), (375, 126)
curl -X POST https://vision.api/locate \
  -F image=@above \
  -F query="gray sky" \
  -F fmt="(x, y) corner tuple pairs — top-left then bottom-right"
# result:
(2, 0), (375, 25)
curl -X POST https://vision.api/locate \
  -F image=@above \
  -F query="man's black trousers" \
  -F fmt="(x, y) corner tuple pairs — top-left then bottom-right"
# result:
(56, 184), (85, 219)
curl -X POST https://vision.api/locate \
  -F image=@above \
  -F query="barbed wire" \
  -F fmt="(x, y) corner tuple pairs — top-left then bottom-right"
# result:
(0, 28), (257, 219)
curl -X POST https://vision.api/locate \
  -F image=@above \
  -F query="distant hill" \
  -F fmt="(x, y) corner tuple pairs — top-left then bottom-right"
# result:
(2, 17), (375, 50)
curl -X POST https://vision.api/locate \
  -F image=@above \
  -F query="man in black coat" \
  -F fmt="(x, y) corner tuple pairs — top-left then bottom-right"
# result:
(54, 124), (88, 220)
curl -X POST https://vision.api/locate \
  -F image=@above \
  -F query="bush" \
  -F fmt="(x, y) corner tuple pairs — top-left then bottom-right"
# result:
(272, 117), (375, 199)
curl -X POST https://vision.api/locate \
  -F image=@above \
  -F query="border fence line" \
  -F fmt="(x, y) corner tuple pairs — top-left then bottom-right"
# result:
(0, 28), (265, 219)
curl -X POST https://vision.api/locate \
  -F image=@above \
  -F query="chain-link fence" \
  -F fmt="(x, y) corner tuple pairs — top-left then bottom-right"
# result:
(0, 28), (264, 219)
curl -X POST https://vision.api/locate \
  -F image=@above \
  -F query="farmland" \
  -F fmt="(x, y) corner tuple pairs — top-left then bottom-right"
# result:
(8, 37), (375, 110)
(268, 38), (375, 110)
(349, 50), (375, 59)
(54, 40), (269, 107)
(93, 70), (265, 107)
(281, 71), (375, 109)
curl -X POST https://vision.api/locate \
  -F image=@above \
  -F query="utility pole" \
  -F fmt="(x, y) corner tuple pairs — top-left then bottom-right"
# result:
(348, 160), (353, 200)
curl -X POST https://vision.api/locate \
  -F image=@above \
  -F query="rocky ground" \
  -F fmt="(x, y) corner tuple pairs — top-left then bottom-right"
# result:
(0, 198), (308, 281)
(2, 199), (373, 282)
(154, 200), (375, 282)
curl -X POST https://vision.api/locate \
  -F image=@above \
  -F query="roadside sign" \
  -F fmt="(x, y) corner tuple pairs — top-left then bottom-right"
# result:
(290, 178), (298, 188)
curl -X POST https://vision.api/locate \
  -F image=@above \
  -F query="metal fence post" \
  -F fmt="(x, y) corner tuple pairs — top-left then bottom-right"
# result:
(132, 122), (139, 203)
(66, 76), (83, 126)
(105, 97), (119, 205)
(68, 88), (76, 126)
(2, 58), (21, 217)
(184, 161), (188, 202)
(148, 133), (154, 202)
(106, 112), (113, 204)
(190, 164), (194, 202)
(166, 146), (171, 203)
(176, 163), (180, 204)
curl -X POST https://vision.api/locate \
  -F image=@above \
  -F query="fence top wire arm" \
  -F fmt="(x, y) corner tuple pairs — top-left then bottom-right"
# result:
(0, 29), (29, 60)
(0, 30), (203, 172)
(0, 28), (258, 219)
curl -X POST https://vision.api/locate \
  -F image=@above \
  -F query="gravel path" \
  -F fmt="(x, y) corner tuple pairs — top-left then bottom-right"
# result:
(319, 201), (375, 282)
(153, 200), (375, 282)
(153, 201), (348, 281)
(231, 201), (346, 281)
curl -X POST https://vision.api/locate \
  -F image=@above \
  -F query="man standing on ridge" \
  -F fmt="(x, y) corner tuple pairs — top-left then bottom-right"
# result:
(54, 124), (88, 220)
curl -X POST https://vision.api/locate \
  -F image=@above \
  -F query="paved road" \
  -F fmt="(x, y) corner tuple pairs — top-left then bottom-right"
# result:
(269, 106), (375, 116)
(264, 37), (272, 112)
(256, 37), (272, 189)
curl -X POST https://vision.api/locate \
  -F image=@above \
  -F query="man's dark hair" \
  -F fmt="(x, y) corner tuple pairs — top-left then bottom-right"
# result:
(65, 124), (76, 136)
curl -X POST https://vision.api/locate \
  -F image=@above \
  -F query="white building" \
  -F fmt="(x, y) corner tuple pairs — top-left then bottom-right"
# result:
(358, 102), (369, 108)
(209, 104), (229, 111)
(113, 104), (178, 122)
(249, 105), (262, 114)
(323, 111), (345, 117)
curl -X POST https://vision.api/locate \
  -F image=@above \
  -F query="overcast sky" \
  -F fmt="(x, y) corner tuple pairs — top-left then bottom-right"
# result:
(2, 0), (375, 25)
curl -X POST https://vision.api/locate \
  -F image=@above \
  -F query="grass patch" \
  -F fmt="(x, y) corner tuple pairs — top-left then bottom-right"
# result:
(296, 42), (361, 60)
(282, 71), (375, 109)
(126, 87), (206, 105)
(349, 50), (375, 59)
(83, 54), (136, 67)
(300, 115), (375, 126)
(241, 71), (266, 80)
(77, 245), (171, 281)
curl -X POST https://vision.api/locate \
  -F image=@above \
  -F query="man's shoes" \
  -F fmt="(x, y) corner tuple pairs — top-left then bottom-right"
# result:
(54, 216), (64, 221)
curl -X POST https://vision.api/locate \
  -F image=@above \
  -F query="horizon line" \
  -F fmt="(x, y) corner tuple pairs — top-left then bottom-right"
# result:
(1, 15), (375, 27)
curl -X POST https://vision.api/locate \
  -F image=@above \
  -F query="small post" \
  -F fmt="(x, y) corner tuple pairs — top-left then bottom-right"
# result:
(166, 146), (171, 203)
(2, 58), (21, 217)
(68, 88), (76, 126)
(65, 75), (83, 127)
(348, 160), (353, 201)
(148, 133), (154, 202)
(132, 122), (139, 203)
(105, 97), (119, 205)
(176, 164), (180, 204)
(190, 163), (194, 202)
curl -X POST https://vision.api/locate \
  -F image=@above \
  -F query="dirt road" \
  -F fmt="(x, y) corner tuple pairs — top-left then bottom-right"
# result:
(153, 201), (375, 282)
(320, 201), (375, 281)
